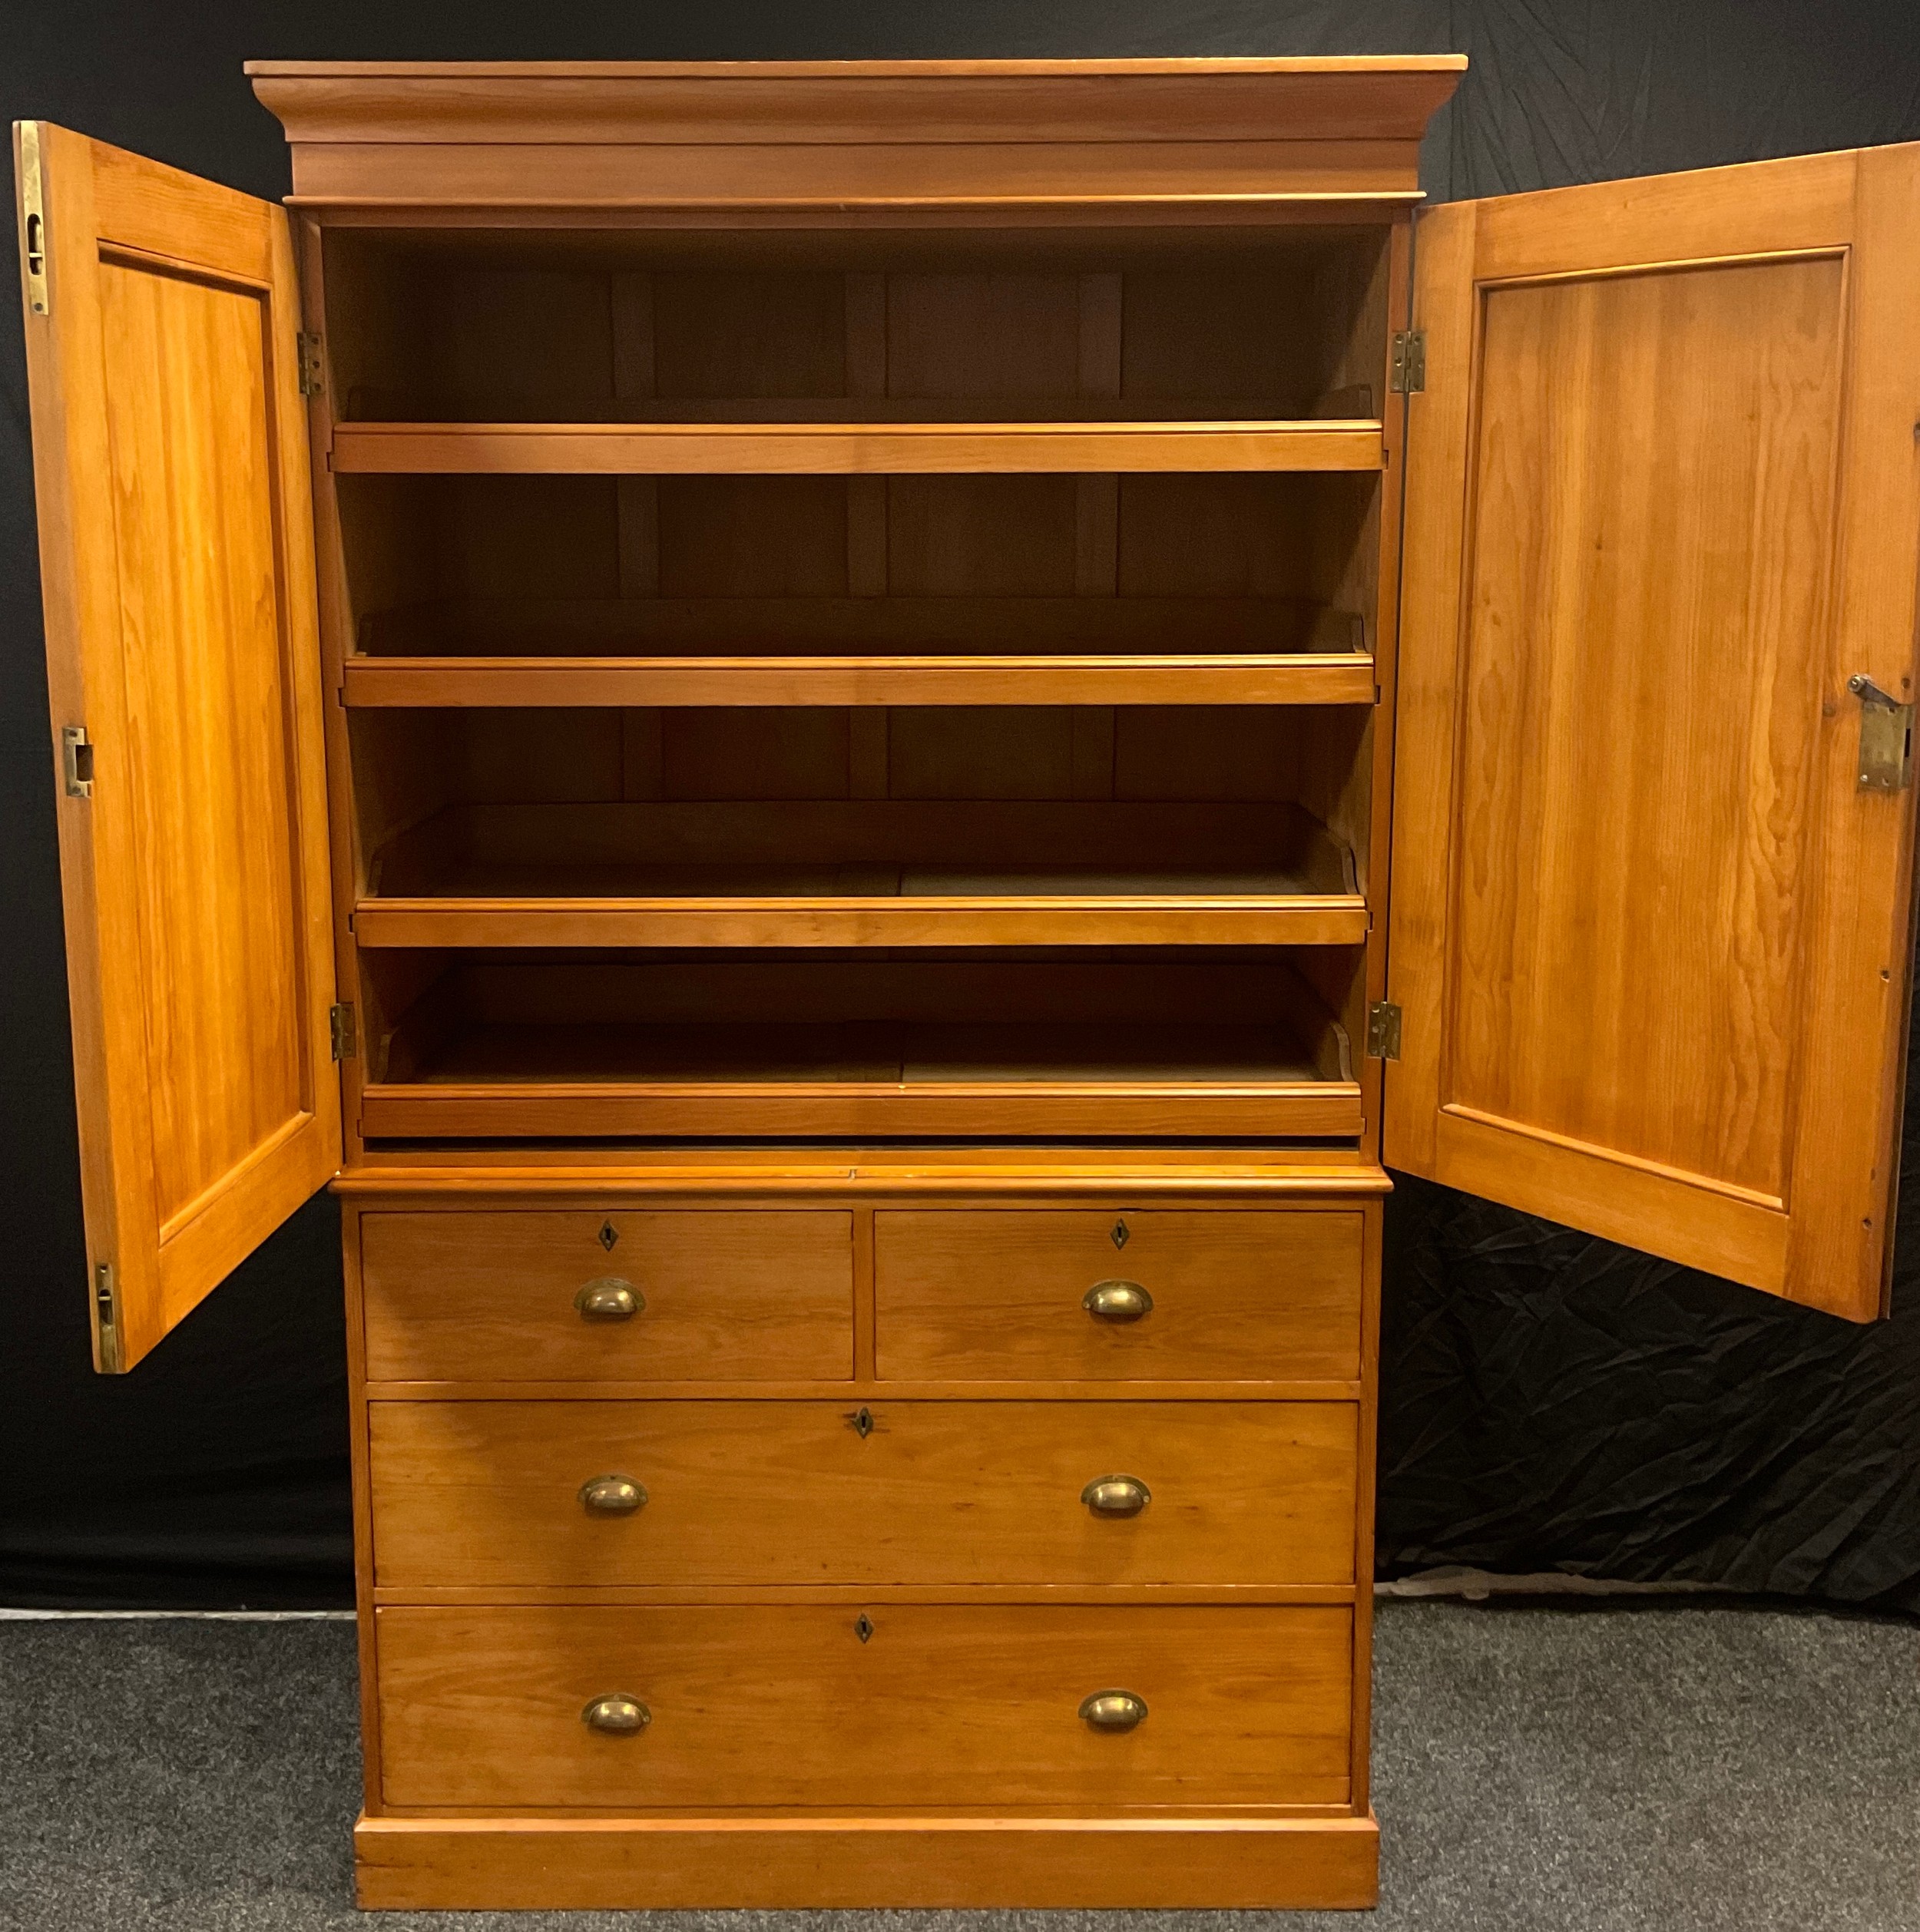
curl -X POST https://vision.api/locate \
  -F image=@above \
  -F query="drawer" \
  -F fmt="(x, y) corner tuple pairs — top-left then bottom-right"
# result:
(369, 1399), (1357, 1586)
(874, 1209), (1362, 1381)
(359, 1211), (854, 1382)
(376, 1604), (1353, 1810)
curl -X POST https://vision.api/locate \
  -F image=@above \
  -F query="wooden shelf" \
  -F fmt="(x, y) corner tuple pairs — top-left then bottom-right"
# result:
(343, 597), (1376, 708)
(356, 801), (1366, 949)
(343, 653), (1378, 709)
(356, 884), (1366, 950)
(329, 419), (1385, 475)
(359, 1018), (1362, 1140)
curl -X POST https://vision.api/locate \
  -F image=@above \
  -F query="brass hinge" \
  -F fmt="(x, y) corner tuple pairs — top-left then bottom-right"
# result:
(297, 331), (325, 398)
(1389, 329), (1426, 395)
(93, 1262), (121, 1375)
(20, 121), (48, 315)
(329, 1002), (357, 1061)
(61, 723), (93, 797)
(1848, 675), (1914, 793)
(1366, 1000), (1403, 1061)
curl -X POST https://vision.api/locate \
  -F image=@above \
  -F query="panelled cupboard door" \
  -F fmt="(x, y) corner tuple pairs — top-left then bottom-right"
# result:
(1389, 145), (1920, 1323)
(15, 124), (339, 1371)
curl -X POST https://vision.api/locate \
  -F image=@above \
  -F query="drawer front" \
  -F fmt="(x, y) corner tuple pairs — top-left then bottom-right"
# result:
(874, 1209), (1362, 1381)
(359, 1211), (854, 1382)
(376, 1603), (1353, 1810)
(369, 1399), (1356, 1586)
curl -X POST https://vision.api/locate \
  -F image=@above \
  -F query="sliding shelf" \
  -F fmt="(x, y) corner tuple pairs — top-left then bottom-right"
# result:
(342, 597), (1376, 708)
(343, 653), (1379, 709)
(355, 887), (1367, 950)
(329, 419), (1385, 475)
(356, 801), (1367, 949)
(359, 1019), (1362, 1141)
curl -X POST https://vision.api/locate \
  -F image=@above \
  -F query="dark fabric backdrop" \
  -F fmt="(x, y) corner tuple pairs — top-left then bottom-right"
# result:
(4, 0), (1919, 1610)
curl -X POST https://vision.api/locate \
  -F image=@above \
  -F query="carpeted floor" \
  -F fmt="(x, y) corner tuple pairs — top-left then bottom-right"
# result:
(0, 1599), (1914, 1931)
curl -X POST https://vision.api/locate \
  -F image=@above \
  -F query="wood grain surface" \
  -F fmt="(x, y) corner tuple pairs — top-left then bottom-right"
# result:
(17, 126), (339, 1369)
(367, 1398), (1358, 1586)
(353, 1811), (1379, 1910)
(874, 1208), (1362, 1381)
(360, 1209), (854, 1382)
(1387, 145), (1920, 1318)
(373, 1602), (1354, 1810)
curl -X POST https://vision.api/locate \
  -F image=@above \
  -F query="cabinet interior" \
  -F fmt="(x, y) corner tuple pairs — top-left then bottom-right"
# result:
(349, 704), (1373, 893)
(339, 471), (1379, 662)
(322, 226), (1392, 424)
(326, 220), (1392, 1144)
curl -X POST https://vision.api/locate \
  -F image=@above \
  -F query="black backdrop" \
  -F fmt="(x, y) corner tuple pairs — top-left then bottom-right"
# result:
(5, 0), (1920, 1612)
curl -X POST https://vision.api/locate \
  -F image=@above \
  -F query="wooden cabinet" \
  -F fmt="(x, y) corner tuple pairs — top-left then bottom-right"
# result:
(16, 56), (1920, 1911)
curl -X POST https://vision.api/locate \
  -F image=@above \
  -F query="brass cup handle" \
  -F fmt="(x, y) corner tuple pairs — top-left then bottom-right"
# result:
(1081, 1474), (1150, 1518)
(582, 1693), (650, 1735)
(579, 1474), (647, 1515)
(1084, 1279), (1152, 1322)
(575, 1277), (643, 1322)
(1079, 1689), (1148, 1732)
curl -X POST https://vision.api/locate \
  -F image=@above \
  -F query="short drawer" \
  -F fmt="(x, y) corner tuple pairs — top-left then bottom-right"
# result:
(376, 1603), (1353, 1810)
(874, 1209), (1362, 1381)
(368, 1399), (1357, 1586)
(359, 1210), (854, 1382)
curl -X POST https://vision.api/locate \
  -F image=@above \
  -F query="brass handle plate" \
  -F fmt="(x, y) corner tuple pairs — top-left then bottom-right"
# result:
(1084, 1279), (1151, 1322)
(1081, 1474), (1150, 1518)
(579, 1474), (647, 1515)
(575, 1277), (642, 1322)
(582, 1693), (650, 1735)
(1079, 1689), (1147, 1732)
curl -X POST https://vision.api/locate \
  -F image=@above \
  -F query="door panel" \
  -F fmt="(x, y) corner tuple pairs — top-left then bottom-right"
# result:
(15, 124), (339, 1370)
(1389, 147), (1920, 1321)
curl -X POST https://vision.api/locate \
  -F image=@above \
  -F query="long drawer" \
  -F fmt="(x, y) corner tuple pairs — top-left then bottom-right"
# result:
(874, 1208), (1363, 1381)
(369, 1399), (1357, 1586)
(360, 1210), (855, 1382)
(376, 1604), (1354, 1810)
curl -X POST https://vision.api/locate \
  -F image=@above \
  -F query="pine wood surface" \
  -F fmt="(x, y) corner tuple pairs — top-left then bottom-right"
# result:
(357, 1058), (1364, 1141)
(366, 1398), (1358, 1587)
(340, 653), (1379, 708)
(333, 1146), (1392, 1187)
(361, 1209), (856, 1382)
(872, 1208), (1362, 1381)
(371, 1603), (1354, 1811)
(330, 418), (1384, 474)
(1386, 145), (1920, 1319)
(352, 1811), (1379, 1910)
(15, 126), (340, 1370)
(368, 1583), (1360, 1607)
(250, 56), (1462, 215)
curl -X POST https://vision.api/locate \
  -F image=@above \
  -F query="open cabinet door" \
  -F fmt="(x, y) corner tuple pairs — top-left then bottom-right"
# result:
(15, 124), (339, 1371)
(1387, 145), (1920, 1323)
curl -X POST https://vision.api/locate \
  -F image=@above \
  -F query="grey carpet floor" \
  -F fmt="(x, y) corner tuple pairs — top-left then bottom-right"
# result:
(0, 1600), (1915, 1931)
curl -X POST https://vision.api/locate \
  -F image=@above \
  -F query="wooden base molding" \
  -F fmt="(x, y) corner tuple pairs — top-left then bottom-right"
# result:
(353, 1811), (1381, 1910)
